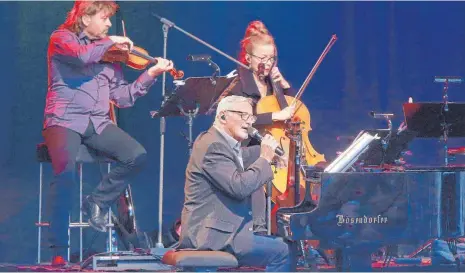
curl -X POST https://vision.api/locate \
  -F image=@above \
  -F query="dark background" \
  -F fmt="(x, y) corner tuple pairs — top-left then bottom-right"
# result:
(1, 1), (465, 263)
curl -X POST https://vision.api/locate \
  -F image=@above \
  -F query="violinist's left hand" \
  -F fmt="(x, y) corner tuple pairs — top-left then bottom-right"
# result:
(147, 57), (174, 77)
(270, 67), (291, 89)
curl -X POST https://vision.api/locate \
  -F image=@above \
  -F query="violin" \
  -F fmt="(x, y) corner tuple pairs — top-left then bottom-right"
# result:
(102, 44), (184, 80)
(102, 19), (183, 79)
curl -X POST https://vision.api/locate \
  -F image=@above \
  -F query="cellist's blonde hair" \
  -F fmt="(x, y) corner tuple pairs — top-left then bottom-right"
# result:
(239, 20), (275, 65)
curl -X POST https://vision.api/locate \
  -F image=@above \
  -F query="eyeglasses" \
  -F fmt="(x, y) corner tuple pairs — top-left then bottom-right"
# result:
(227, 110), (257, 123)
(247, 51), (276, 64)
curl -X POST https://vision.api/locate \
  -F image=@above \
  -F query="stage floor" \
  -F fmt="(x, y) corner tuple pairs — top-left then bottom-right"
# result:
(0, 263), (461, 272)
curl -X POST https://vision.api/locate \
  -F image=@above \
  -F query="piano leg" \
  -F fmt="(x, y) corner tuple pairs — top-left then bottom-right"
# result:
(295, 241), (306, 267)
(336, 244), (382, 272)
(289, 240), (298, 272)
(335, 248), (343, 271)
(348, 253), (373, 272)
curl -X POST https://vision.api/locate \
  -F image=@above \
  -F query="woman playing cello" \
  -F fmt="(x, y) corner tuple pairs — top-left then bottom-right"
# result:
(233, 20), (296, 126)
(228, 20), (297, 234)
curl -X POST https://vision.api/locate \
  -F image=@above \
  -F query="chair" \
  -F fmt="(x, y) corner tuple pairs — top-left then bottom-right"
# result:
(35, 142), (116, 264)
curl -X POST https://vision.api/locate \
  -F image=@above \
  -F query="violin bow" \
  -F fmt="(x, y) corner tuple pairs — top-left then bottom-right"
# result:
(122, 19), (127, 37)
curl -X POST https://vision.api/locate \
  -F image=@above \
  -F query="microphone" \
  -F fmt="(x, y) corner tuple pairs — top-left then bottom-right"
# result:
(187, 54), (211, 62)
(247, 127), (284, 156)
(257, 63), (265, 81)
(369, 111), (394, 119)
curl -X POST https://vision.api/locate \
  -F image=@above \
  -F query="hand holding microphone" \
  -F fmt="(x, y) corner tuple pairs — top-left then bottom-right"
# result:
(247, 127), (285, 163)
(259, 135), (280, 163)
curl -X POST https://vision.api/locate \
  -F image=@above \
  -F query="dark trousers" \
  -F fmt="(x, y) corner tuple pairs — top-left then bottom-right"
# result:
(246, 138), (268, 233)
(42, 122), (147, 258)
(233, 232), (297, 272)
(251, 188), (267, 233)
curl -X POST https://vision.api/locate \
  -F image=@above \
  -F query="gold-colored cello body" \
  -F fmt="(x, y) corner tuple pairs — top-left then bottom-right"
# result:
(257, 34), (337, 234)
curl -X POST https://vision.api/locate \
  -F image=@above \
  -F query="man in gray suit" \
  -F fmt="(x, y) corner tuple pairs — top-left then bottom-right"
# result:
(178, 95), (295, 272)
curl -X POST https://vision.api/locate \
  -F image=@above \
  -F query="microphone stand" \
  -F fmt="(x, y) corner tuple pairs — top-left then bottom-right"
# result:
(187, 56), (220, 85)
(439, 79), (451, 166)
(152, 22), (170, 256)
(150, 14), (253, 251)
(433, 76), (462, 166)
(207, 59), (220, 85)
(178, 104), (200, 155)
(152, 14), (250, 71)
(369, 112), (394, 165)
(381, 115), (393, 165)
(266, 179), (272, 236)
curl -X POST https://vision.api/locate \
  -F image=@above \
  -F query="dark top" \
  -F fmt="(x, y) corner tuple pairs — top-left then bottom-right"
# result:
(229, 66), (296, 126)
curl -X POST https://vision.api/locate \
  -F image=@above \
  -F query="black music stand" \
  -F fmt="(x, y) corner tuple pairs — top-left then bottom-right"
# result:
(357, 129), (417, 166)
(403, 102), (465, 165)
(403, 103), (465, 138)
(150, 75), (238, 154)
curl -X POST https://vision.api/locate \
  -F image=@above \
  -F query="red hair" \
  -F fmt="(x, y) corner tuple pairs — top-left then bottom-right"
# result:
(239, 20), (275, 65)
(59, 1), (118, 33)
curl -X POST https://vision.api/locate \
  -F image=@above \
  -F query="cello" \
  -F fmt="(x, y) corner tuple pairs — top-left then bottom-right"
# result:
(255, 35), (337, 234)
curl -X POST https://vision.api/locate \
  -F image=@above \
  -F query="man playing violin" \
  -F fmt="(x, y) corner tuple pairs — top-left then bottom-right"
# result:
(42, 0), (173, 265)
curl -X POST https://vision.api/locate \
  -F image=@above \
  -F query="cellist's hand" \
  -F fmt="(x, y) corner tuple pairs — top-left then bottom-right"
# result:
(272, 104), (296, 121)
(270, 67), (291, 89)
(273, 155), (288, 169)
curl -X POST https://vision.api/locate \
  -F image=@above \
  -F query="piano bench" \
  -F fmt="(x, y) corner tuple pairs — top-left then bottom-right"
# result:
(162, 249), (238, 272)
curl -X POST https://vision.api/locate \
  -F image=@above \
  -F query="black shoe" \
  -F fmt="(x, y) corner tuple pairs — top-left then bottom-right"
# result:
(82, 196), (108, 232)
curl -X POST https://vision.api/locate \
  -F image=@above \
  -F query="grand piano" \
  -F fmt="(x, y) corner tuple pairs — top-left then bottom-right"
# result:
(277, 167), (465, 249)
(276, 105), (465, 271)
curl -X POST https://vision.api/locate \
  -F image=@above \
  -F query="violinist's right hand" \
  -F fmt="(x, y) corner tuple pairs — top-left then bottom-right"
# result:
(260, 134), (280, 163)
(272, 104), (296, 121)
(147, 58), (174, 77)
(108, 36), (134, 51)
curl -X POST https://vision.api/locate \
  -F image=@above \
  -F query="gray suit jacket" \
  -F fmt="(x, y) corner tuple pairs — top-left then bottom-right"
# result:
(178, 127), (273, 252)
